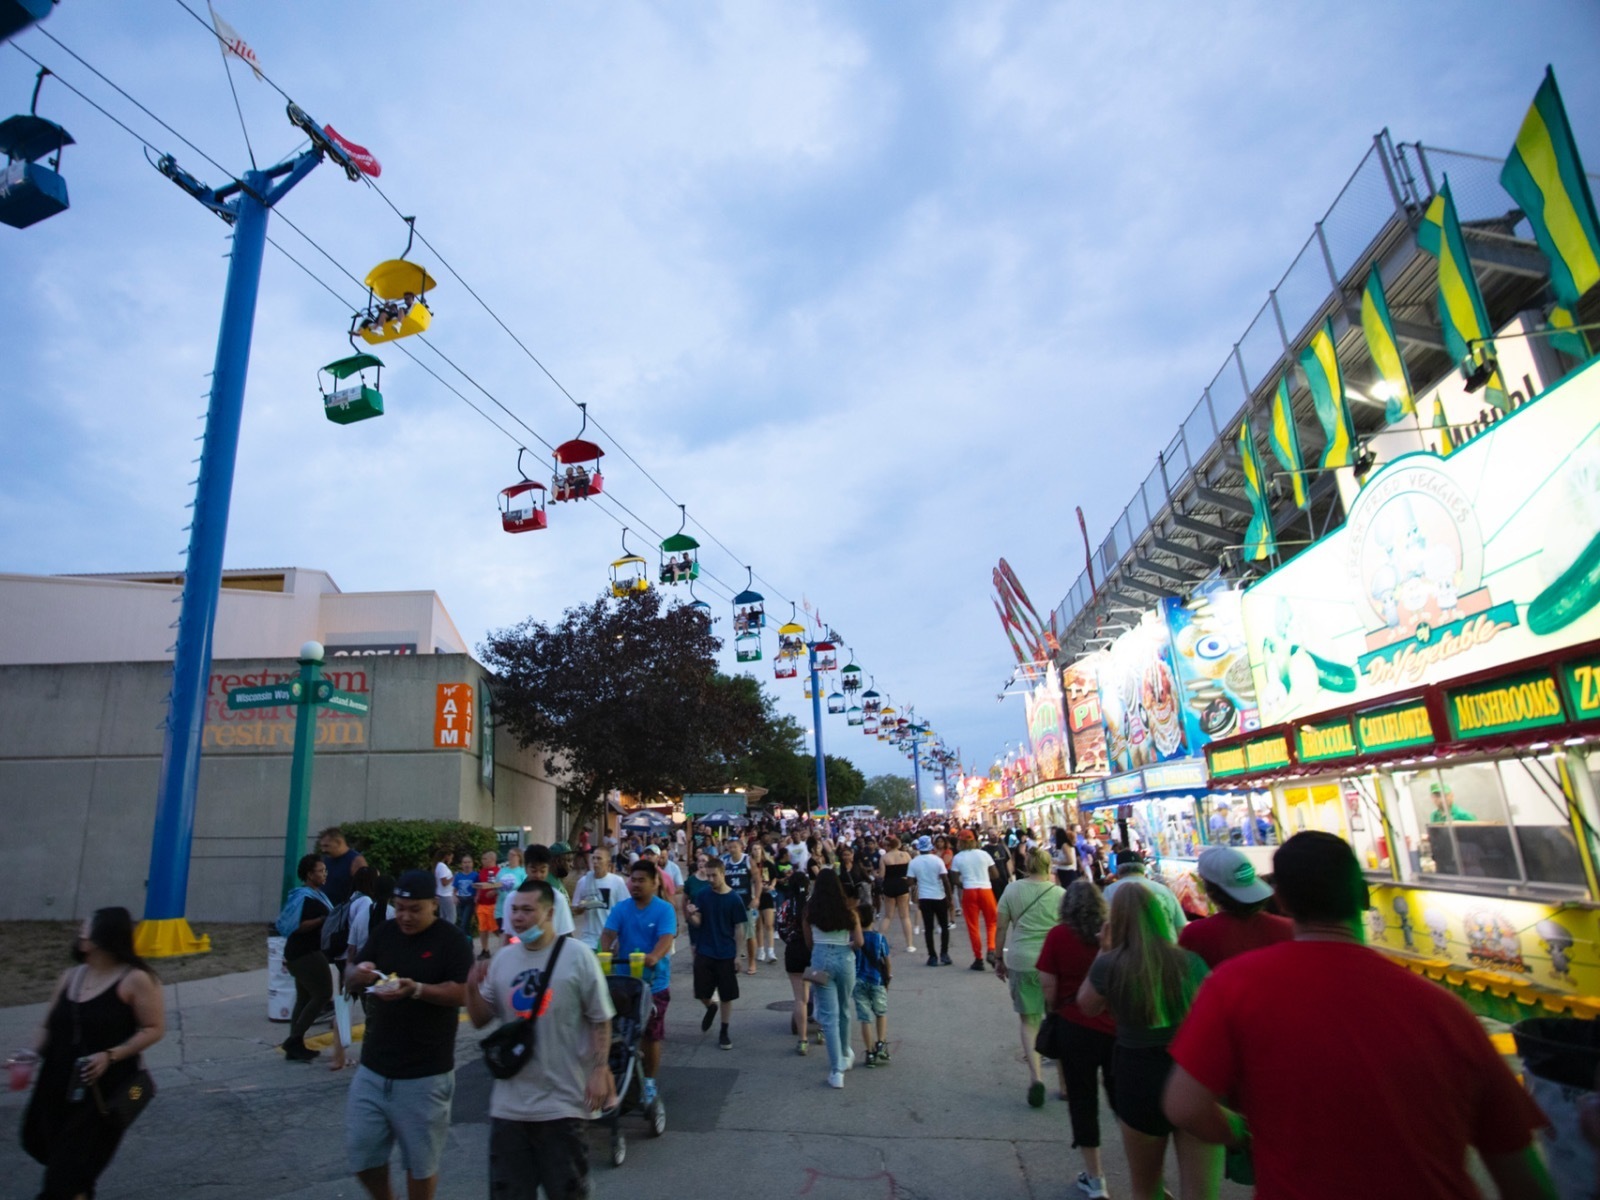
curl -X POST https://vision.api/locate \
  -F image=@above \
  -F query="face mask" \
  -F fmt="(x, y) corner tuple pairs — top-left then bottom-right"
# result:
(70, 942), (87, 963)
(553, 865), (569, 878)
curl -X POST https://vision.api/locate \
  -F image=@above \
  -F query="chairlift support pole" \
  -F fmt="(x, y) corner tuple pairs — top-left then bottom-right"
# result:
(139, 125), (356, 958)
(911, 724), (924, 816)
(808, 642), (828, 817)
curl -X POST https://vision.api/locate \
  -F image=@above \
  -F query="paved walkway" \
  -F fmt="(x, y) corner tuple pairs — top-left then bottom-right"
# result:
(0, 940), (1257, 1199)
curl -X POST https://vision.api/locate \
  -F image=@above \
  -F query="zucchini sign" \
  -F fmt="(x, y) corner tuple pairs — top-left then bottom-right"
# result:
(1241, 358), (1600, 726)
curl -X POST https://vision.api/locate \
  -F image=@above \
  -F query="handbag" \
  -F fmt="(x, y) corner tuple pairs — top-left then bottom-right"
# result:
(481, 936), (566, 1080)
(1034, 1012), (1069, 1060)
(69, 966), (155, 1130)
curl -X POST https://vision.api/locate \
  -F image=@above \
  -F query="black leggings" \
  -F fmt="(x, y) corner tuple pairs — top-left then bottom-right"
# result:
(1059, 1020), (1116, 1148)
(918, 899), (949, 957)
(286, 950), (333, 1043)
(23, 1088), (126, 1199)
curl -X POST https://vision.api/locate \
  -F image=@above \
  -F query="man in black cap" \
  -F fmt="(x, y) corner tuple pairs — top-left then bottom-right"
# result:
(344, 868), (475, 1200)
(1163, 832), (1554, 1200)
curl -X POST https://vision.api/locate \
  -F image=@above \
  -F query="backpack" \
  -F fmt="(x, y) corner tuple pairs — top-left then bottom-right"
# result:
(320, 899), (355, 959)
(775, 885), (804, 944)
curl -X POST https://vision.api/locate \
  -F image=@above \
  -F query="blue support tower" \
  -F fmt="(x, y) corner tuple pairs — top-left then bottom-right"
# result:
(808, 642), (828, 816)
(137, 117), (358, 957)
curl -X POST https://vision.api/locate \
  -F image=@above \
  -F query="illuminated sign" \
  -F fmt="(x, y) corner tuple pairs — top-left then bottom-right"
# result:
(1206, 737), (1286, 780)
(1242, 358), (1600, 726)
(1105, 772), (1145, 800)
(1296, 717), (1356, 763)
(1207, 743), (1249, 779)
(1445, 670), (1566, 740)
(1142, 759), (1210, 790)
(1076, 779), (1109, 806)
(434, 683), (475, 750)
(1560, 655), (1600, 722)
(1354, 700), (1436, 754)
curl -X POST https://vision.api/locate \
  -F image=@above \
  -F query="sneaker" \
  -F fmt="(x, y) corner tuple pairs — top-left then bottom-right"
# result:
(477, 950), (491, 961)
(906, 944), (916, 953)
(701, 1005), (717, 1033)
(827, 1070), (844, 1089)
(842, 1048), (855, 1071)
(641, 1079), (658, 1107)
(281, 1038), (318, 1062)
(864, 1049), (879, 1068)
(719, 1029), (733, 1051)
(797, 1038), (809, 1056)
(939, 954), (953, 966)
(1027, 1080), (1046, 1108)
(925, 954), (939, 967)
(1074, 1173), (1109, 1199)
(969, 958), (985, 971)
(874, 1040), (891, 1065)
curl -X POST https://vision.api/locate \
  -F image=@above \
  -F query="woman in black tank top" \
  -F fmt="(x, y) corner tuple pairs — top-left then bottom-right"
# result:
(20, 907), (165, 1200)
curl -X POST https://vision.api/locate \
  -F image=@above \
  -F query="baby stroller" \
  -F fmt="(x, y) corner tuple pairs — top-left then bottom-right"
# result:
(601, 973), (665, 1166)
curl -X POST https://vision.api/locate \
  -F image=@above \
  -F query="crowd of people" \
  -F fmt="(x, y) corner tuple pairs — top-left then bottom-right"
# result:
(8, 814), (1574, 1200)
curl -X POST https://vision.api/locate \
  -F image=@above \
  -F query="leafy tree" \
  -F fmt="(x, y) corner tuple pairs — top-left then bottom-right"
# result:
(824, 755), (866, 810)
(861, 773), (917, 819)
(481, 590), (766, 829)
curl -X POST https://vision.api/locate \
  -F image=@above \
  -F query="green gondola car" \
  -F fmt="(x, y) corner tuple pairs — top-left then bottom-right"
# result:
(320, 353), (385, 425)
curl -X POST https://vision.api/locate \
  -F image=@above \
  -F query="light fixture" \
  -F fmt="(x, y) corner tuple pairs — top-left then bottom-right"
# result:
(1463, 352), (1499, 394)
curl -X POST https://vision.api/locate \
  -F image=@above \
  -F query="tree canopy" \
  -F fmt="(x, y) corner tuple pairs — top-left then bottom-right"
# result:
(861, 772), (918, 818)
(480, 590), (766, 825)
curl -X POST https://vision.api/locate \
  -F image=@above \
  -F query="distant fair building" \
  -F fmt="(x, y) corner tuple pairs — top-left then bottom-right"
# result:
(0, 568), (562, 923)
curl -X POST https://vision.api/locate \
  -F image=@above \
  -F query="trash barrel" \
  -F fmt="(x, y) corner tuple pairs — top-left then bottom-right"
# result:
(1512, 1017), (1600, 1199)
(266, 936), (294, 1022)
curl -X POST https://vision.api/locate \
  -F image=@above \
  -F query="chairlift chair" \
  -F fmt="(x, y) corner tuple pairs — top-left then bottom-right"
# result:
(499, 450), (548, 533)
(609, 529), (649, 597)
(354, 219), (436, 345)
(813, 642), (837, 673)
(658, 506), (700, 584)
(553, 403), (605, 502)
(733, 566), (765, 630)
(774, 657), (798, 680)
(319, 353), (385, 424)
(826, 691), (845, 715)
(0, 68), (73, 229)
(863, 715), (879, 736)
(840, 659), (863, 694)
(846, 705), (864, 727)
(735, 632), (762, 663)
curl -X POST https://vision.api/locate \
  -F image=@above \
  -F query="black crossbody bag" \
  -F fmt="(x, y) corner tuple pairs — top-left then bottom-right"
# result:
(481, 937), (566, 1080)
(70, 967), (156, 1130)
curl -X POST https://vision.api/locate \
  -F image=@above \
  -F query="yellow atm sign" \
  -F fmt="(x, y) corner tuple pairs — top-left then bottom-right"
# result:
(1446, 670), (1566, 740)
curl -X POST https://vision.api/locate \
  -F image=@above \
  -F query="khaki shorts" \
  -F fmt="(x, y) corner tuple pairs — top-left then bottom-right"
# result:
(1007, 965), (1045, 1017)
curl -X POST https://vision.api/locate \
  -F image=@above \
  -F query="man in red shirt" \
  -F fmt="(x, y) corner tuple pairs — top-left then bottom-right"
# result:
(1163, 831), (1554, 1199)
(1177, 845), (1292, 968)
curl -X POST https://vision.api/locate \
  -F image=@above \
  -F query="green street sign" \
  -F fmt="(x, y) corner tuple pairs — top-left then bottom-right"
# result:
(227, 683), (300, 710)
(323, 688), (370, 715)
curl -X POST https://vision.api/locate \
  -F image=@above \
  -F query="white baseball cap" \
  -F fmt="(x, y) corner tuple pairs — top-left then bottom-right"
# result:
(1196, 846), (1273, 904)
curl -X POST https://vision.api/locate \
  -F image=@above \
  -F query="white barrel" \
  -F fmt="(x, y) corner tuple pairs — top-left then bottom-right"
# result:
(266, 936), (293, 1021)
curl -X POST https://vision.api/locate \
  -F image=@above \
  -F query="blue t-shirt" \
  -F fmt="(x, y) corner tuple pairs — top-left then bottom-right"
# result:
(604, 896), (678, 993)
(452, 871), (476, 900)
(856, 930), (890, 987)
(693, 889), (748, 961)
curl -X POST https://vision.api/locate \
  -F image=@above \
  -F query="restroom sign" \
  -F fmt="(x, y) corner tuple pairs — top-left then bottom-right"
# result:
(435, 683), (475, 749)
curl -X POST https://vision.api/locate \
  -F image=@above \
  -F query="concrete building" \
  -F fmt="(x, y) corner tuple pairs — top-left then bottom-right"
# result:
(0, 569), (563, 923)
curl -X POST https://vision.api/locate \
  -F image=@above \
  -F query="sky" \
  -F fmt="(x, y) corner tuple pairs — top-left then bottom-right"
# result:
(3, 1), (1597, 792)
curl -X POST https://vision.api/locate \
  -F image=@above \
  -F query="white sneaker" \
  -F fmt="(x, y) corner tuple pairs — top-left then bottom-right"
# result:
(827, 1070), (844, 1089)
(841, 1049), (855, 1071)
(1074, 1173), (1109, 1199)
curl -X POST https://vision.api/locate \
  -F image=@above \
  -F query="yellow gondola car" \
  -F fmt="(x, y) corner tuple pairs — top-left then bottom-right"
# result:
(610, 555), (650, 598)
(355, 258), (437, 345)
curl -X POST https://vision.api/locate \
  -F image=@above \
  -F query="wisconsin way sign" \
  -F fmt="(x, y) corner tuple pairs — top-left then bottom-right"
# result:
(226, 683), (299, 710)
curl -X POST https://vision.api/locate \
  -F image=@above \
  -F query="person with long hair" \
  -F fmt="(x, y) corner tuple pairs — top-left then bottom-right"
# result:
(280, 853), (333, 1063)
(753, 841), (779, 963)
(17, 907), (165, 1200)
(803, 869), (863, 1089)
(994, 847), (1065, 1107)
(1050, 826), (1079, 887)
(877, 835), (915, 952)
(1077, 884), (1220, 1200)
(1038, 881), (1117, 1199)
(775, 850), (817, 1054)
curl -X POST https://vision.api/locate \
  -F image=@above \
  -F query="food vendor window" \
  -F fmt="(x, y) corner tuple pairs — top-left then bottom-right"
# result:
(1203, 793), (1277, 846)
(1343, 776), (1392, 875)
(1499, 756), (1587, 890)
(1400, 764), (1518, 883)
(1134, 796), (1201, 862)
(1280, 783), (1348, 840)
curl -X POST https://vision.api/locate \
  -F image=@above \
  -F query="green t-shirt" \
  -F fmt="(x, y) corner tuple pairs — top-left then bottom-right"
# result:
(1087, 947), (1209, 1048)
(997, 878), (1064, 968)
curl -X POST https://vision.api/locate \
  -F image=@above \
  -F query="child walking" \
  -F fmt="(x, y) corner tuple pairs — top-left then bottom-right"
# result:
(853, 902), (893, 1066)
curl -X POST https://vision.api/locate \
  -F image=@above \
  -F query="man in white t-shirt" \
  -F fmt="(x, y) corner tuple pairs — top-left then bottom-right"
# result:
(434, 852), (457, 926)
(524, 847), (577, 937)
(465, 877), (614, 1199)
(950, 832), (1000, 970)
(906, 836), (952, 967)
(571, 848), (629, 949)
(785, 829), (810, 874)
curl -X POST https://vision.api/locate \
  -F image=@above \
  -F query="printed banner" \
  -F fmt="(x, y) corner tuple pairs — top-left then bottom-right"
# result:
(1023, 662), (1070, 782)
(1165, 581), (1260, 749)
(1095, 610), (1189, 773)
(1062, 658), (1108, 776)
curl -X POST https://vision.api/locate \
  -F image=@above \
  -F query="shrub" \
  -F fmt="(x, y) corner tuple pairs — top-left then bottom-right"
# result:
(340, 819), (498, 877)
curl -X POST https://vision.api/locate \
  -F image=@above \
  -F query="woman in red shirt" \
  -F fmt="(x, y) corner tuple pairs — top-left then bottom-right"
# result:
(1037, 880), (1117, 1200)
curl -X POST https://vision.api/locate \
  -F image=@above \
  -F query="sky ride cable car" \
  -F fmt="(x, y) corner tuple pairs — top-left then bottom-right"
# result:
(813, 640), (837, 674)
(498, 448), (549, 533)
(658, 505), (700, 585)
(733, 566), (765, 634)
(552, 403), (605, 501)
(318, 349), (385, 424)
(774, 655), (798, 680)
(826, 690), (846, 715)
(609, 528), (650, 598)
(840, 655), (862, 695)
(735, 629), (763, 663)
(861, 680), (881, 717)
(776, 603), (806, 659)
(686, 579), (714, 619)
(863, 714), (879, 736)
(353, 217), (436, 345)
(0, 67), (73, 229)
(846, 704), (864, 727)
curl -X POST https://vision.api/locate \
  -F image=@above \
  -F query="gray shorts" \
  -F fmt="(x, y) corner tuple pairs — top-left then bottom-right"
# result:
(346, 1065), (455, 1180)
(852, 982), (888, 1022)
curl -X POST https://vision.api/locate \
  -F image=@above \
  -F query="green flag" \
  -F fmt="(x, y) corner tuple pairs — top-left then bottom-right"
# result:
(1268, 377), (1307, 508)
(1501, 67), (1600, 308)
(1237, 415), (1275, 563)
(1299, 320), (1354, 469)
(1417, 178), (1507, 409)
(1549, 303), (1593, 361)
(1360, 264), (1415, 423)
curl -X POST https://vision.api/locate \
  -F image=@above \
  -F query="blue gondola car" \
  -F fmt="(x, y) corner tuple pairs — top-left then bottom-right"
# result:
(0, 71), (73, 229)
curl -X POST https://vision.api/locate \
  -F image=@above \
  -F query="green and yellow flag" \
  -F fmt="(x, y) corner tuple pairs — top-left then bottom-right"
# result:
(1418, 178), (1507, 409)
(1549, 303), (1593, 361)
(1268, 377), (1307, 508)
(1237, 415), (1275, 563)
(1360, 264), (1414, 423)
(1501, 67), (1600, 309)
(1299, 320), (1354, 469)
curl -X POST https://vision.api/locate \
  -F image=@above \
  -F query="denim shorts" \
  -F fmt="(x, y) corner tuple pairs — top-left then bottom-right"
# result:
(346, 1065), (455, 1180)
(852, 982), (888, 1022)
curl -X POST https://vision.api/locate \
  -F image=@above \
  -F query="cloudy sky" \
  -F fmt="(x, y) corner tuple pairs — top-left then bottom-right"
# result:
(3, 1), (1596, 790)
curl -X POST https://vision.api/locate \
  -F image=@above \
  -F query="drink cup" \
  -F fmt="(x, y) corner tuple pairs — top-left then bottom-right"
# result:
(597, 951), (613, 975)
(7, 1054), (36, 1092)
(629, 951), (646, 979)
